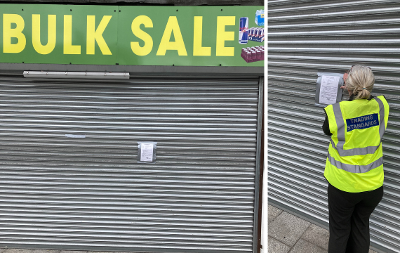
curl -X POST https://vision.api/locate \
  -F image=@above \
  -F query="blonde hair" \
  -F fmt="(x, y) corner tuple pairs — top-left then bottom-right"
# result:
(346, 65), (375, 99)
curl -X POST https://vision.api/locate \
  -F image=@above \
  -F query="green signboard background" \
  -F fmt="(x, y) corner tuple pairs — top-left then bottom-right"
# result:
(0, 4), (264, 67)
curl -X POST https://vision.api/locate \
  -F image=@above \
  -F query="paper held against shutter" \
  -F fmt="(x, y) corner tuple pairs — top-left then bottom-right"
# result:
(315, 72), (344, 107)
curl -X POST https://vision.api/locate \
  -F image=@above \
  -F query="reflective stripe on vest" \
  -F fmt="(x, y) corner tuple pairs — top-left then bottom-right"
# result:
(327, 152), (383, 173)
(330, 97), (386, 157)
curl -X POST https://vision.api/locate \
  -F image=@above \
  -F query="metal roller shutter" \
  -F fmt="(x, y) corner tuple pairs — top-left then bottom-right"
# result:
(268, 1), (400, 253)
(0, 76), (262, 253)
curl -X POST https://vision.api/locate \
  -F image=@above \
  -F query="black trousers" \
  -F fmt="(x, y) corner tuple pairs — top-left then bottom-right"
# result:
(328, 183), (383, 253)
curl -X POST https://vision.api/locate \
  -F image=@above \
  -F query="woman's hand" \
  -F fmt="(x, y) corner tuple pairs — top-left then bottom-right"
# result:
(341, 72), (351, 95)
(342, 72), (349, 88)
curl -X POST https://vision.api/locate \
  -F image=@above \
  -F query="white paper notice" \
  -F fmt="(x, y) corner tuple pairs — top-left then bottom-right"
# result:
(140, 143), (154, 162)
(319, 75), (340, 105)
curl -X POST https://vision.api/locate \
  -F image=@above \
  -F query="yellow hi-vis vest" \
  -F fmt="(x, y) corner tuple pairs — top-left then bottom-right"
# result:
(324, 95), (389, 193)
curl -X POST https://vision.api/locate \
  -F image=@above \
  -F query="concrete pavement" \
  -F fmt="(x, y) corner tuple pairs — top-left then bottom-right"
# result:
(268, 204), (381, 253)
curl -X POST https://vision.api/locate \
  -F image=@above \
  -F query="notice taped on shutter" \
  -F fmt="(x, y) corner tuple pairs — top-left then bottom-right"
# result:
(138, 142), (157, 163)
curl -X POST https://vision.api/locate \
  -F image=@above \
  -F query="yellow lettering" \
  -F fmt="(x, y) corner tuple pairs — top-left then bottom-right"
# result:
(193, 16), (211, 56)
(3, 14), (26, 53)
(130, 15), (153, 56)
(156, 16), (187, 56)
(32, 14), (56, 55)
(216, 16), (235, 56)
(87, 15), (112, 55)
(63, 15), (81, 54)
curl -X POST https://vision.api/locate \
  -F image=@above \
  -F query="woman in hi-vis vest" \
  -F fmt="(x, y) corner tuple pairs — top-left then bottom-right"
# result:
(322, 65), (389, 253)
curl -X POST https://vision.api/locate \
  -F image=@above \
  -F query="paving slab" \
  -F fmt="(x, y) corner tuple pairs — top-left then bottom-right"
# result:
(269, 211), (311, 246)
(288, 239), (327, 253)
(29, 250), (60, 253)
(268, 205), (283, 223)
(302, 224), (329, 250)
(59, 251), (87, 253)
(3, 249), (35, 253)
(268, 236), (291, 253)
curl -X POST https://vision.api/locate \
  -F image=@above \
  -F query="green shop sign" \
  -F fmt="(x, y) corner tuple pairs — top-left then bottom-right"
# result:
(0, 4), (264, 67)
